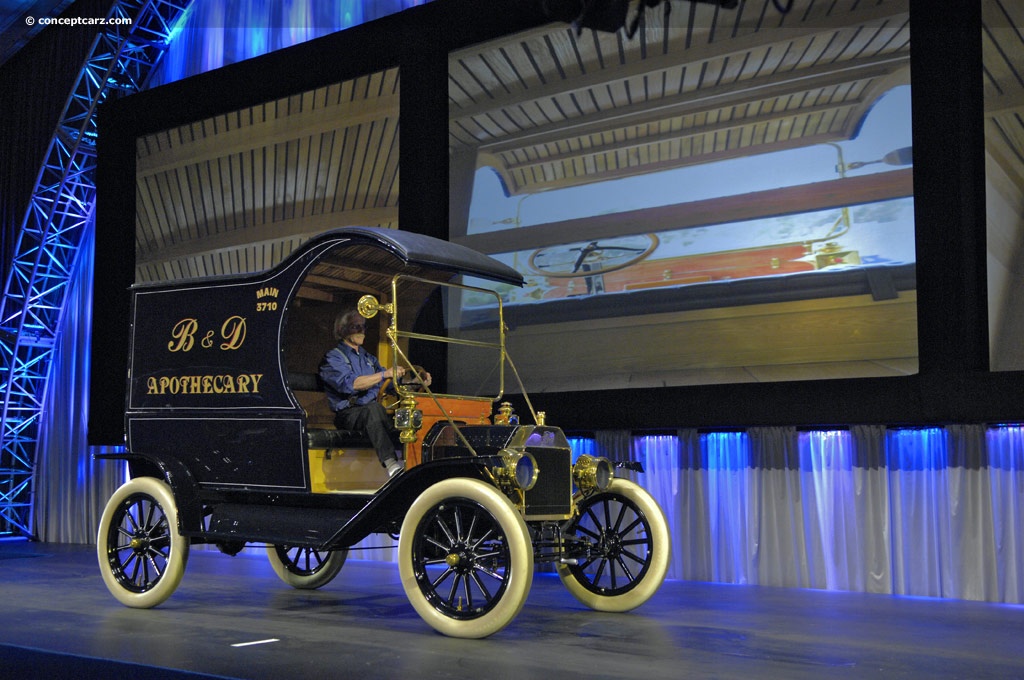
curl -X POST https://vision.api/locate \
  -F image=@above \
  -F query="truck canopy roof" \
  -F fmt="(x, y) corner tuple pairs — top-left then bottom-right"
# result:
(336, 227), (522, 286)
(131, 226), (524, 290)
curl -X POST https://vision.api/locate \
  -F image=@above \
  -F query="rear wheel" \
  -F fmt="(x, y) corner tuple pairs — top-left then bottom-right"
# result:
(557, 478), (669, 612)
(97, 477), (190, 608)
(266, 545), (347, 589)
(398, 478), (533, 638)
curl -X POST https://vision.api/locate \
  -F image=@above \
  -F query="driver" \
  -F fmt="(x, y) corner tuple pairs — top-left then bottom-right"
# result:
(319, 309), (431, 478)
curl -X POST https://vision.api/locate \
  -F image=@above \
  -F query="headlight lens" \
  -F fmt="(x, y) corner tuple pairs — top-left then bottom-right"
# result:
(514, 452), (538, 490)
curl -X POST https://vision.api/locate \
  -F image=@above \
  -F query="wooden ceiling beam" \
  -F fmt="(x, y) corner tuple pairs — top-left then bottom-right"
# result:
(985, 88), (1024, 116)
(504, 98), (863, 173)
(135, 206), (399, 266)
(479, 51), (908, 154)
(448, 1), (909, 122)
(137, 91), (400, 179)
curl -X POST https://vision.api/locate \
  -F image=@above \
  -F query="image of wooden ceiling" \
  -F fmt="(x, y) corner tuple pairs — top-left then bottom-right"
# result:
(984, 0), (1024, 192)
(447, 0), (912, 198)
(134, 66), (401, 283)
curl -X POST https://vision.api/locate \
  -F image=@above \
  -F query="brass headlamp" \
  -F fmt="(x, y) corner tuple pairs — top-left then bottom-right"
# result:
(491, 449), (539, 492)
(572, 454), (614, 492)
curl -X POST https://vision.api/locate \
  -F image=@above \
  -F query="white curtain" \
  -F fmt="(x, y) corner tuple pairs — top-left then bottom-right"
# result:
(850, 424), (893, 594)
(622, 423), (1024, 604)
(705, 431), (756, 584)
(986, 425), (1024, 602)
(33, 218), (126, 543)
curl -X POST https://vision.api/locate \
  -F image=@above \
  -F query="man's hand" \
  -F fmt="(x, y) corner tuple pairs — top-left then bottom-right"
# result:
(401, 366), (432, 388)
(384, 366), (405, 380)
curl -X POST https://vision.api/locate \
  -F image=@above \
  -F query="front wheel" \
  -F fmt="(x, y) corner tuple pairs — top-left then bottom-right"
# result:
(398, 478), (533, 638)
(266, 545), (347, 589)
(96, 476), (190, 608)
(557, 478), (669, 612)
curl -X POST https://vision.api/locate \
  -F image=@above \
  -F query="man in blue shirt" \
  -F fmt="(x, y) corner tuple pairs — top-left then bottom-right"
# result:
(319, 309), (431, 477)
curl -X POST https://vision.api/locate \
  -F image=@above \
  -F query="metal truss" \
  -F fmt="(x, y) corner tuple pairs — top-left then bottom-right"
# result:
(0, 0), (191, 537)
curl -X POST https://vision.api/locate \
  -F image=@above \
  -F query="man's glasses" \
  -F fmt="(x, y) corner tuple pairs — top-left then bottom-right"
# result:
(346, 322), (366, 332)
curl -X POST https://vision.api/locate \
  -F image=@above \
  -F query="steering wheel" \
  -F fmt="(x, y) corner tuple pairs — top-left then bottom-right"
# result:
(378, 373), (399, 410)
(402, 365), (428, 390)
(378, 364), (428, 410)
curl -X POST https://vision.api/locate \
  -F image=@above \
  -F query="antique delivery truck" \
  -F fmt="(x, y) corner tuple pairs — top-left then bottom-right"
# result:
(96, 226), (669, 638)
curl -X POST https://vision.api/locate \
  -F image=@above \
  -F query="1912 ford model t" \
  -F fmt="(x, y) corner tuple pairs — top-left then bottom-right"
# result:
(96, 226), (669, 638)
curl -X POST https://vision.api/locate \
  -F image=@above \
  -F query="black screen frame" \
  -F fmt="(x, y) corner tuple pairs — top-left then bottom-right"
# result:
(90, 0), (1017, 445)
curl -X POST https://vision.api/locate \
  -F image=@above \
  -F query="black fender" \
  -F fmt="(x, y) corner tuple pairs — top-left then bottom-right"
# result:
(94, 450), (204, 535)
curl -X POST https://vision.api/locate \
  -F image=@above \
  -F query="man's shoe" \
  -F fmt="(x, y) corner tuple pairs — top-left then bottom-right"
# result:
(386, 459), (404, 478)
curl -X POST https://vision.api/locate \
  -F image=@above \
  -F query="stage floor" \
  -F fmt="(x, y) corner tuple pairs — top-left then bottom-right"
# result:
(0, 540), (1021, 679)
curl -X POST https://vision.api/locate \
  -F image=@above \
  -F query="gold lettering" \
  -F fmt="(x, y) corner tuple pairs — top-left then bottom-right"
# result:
(220, 316), (247, 350)
(168, 318), (198, 352)
(143, 373), (264, 396)
(256, 286), (279, 299)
